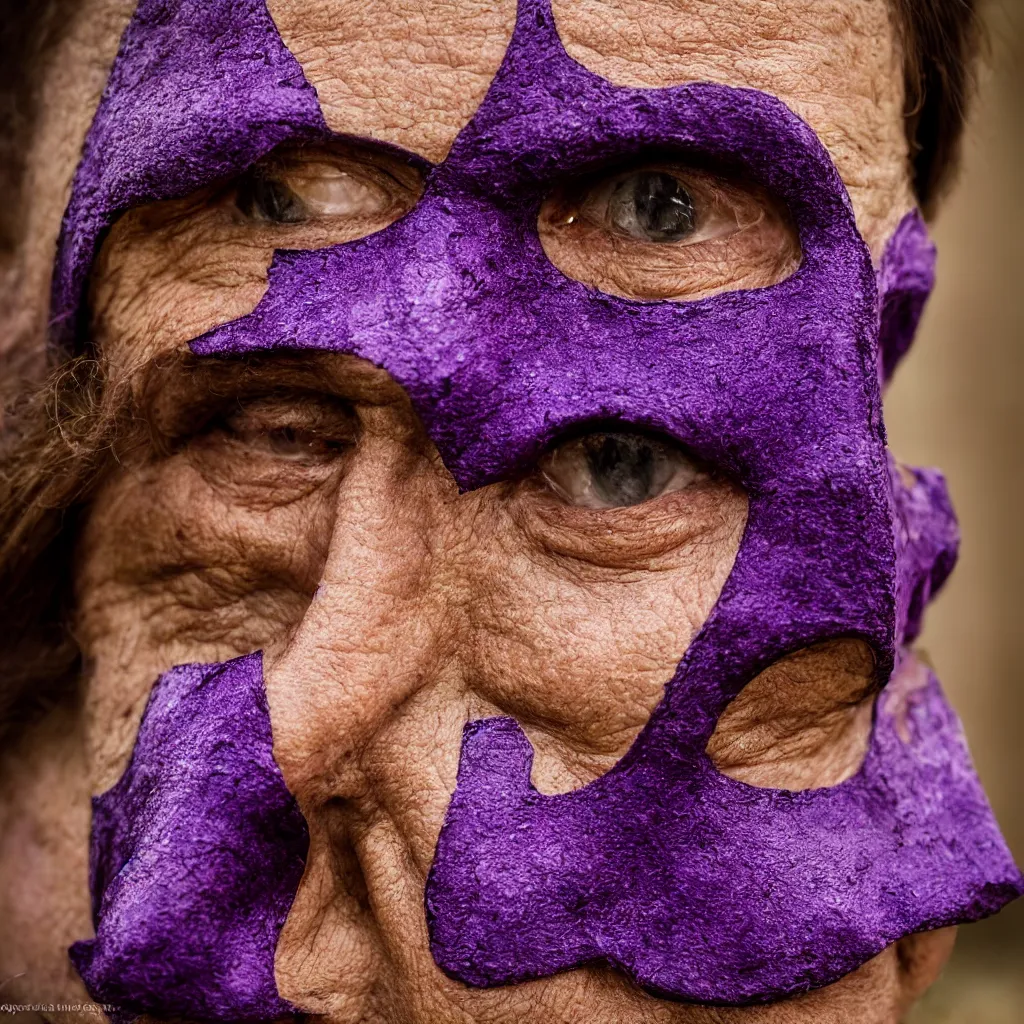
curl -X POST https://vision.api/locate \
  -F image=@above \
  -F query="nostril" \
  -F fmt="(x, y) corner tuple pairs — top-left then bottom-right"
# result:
(273, 792), (385, 1015)
(323, 797), (372, 913)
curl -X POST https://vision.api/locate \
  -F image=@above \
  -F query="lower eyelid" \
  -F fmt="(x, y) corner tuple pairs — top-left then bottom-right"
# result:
(188, 434), (353, 480)
(540, 208), (799, 301)
(521, 488), (743, 569)
(232, 426), (355, 448)
(535, 468), (705, 510)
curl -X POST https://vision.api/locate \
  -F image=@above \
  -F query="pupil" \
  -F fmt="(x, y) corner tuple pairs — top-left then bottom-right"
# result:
(584, 434), (660, 507)
(269, 427), (300, 451)
(237, 171), (307, 224)
(625, 171), (695, 242)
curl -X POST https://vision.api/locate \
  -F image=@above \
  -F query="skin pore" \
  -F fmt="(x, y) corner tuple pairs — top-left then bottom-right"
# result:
(0, 0), (956, 1021)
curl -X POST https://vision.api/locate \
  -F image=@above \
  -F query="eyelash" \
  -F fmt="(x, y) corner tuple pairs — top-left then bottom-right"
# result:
(163, 389), (358, 454)
(538, 159), (798, 302)
(216, 420), (352, 460)
(231, 149), (422, 229)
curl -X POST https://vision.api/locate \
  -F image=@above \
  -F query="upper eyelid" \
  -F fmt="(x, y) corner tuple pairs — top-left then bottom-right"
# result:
(153, 394), (356, 462)
(539, 425), (705, 457)
(216, 392), (359, 431)
(247, 145), (424, 188)
(254, 157), (387, 182)
(195, 387), (355, 425)
(554, 156), (777, 211)
(144, 370), (358, 442)
(141, 353), (406, 423)
(219, 389), (347, 411)
(565, 154), (740, 185)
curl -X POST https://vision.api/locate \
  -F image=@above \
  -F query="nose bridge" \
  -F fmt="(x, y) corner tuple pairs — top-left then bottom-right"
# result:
(264, 432), (461, 798)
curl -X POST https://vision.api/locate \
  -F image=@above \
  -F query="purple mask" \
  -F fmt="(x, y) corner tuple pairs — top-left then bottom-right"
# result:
(58, 0), (1021, 1017)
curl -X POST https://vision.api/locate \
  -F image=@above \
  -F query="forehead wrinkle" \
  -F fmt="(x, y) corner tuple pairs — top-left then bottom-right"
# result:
(266, 0), (518, 164)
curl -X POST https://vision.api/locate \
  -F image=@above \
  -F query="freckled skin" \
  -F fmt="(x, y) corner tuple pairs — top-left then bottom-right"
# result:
(0, 0), (957, 1021)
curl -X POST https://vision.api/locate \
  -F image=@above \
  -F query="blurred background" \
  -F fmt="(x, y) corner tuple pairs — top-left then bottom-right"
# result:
(890, 2), (1022, 1020)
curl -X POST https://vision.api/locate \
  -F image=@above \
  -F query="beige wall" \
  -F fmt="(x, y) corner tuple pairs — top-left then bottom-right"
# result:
(890, 1), (1023, 1017)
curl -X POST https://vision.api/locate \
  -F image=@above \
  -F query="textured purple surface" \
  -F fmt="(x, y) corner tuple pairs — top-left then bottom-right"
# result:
(69, 654), (308, 1021)
(56, 0), (1021, 1012)
(50, 0), (325, 350)
(430, 669), (1018, 1002)
(876, 211), (938, 383)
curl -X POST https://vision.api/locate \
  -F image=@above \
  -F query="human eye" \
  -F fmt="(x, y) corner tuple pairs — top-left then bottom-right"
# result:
(88, 141), (427, 356)
(215, 396), (356, 461)
(191, 392), (359, 467)
(153, 372), (362, 477)
(590, 168), (750, 245)
(594, 169), (700, 243)
(538, 161), (800, 301)
(232, 143), (423, 238)
(538, 430), (709, 509)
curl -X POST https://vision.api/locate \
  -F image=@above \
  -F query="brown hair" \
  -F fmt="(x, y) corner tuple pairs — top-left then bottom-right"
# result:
(892, 0), (984, 217)
(0, 0), (989, 738)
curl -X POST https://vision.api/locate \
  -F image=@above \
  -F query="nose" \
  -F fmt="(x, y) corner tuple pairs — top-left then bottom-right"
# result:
(262, 404), (473, 1018)
(264, 406), (463, 803)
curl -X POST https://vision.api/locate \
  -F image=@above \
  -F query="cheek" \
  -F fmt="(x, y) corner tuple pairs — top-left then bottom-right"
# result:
(707, 638), (879, 791)
(459, 482), (748, 793)
(90, 207), (274, 364)
(74, 453), (340, 790)
(76, 424), (750, 800)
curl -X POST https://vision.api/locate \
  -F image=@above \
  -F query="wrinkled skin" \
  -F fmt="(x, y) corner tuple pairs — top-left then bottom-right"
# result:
(0, 0), (960, 1021)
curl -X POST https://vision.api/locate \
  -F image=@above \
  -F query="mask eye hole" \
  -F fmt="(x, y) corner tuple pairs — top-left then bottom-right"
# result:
(707, 639), (880, 792)
(539, 160), (801, 302)
(539, 430), (710, 509)
(87, 141), (425, 356)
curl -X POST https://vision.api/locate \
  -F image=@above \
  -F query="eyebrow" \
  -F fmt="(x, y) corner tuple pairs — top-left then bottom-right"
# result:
(135, 350), (408, 443)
